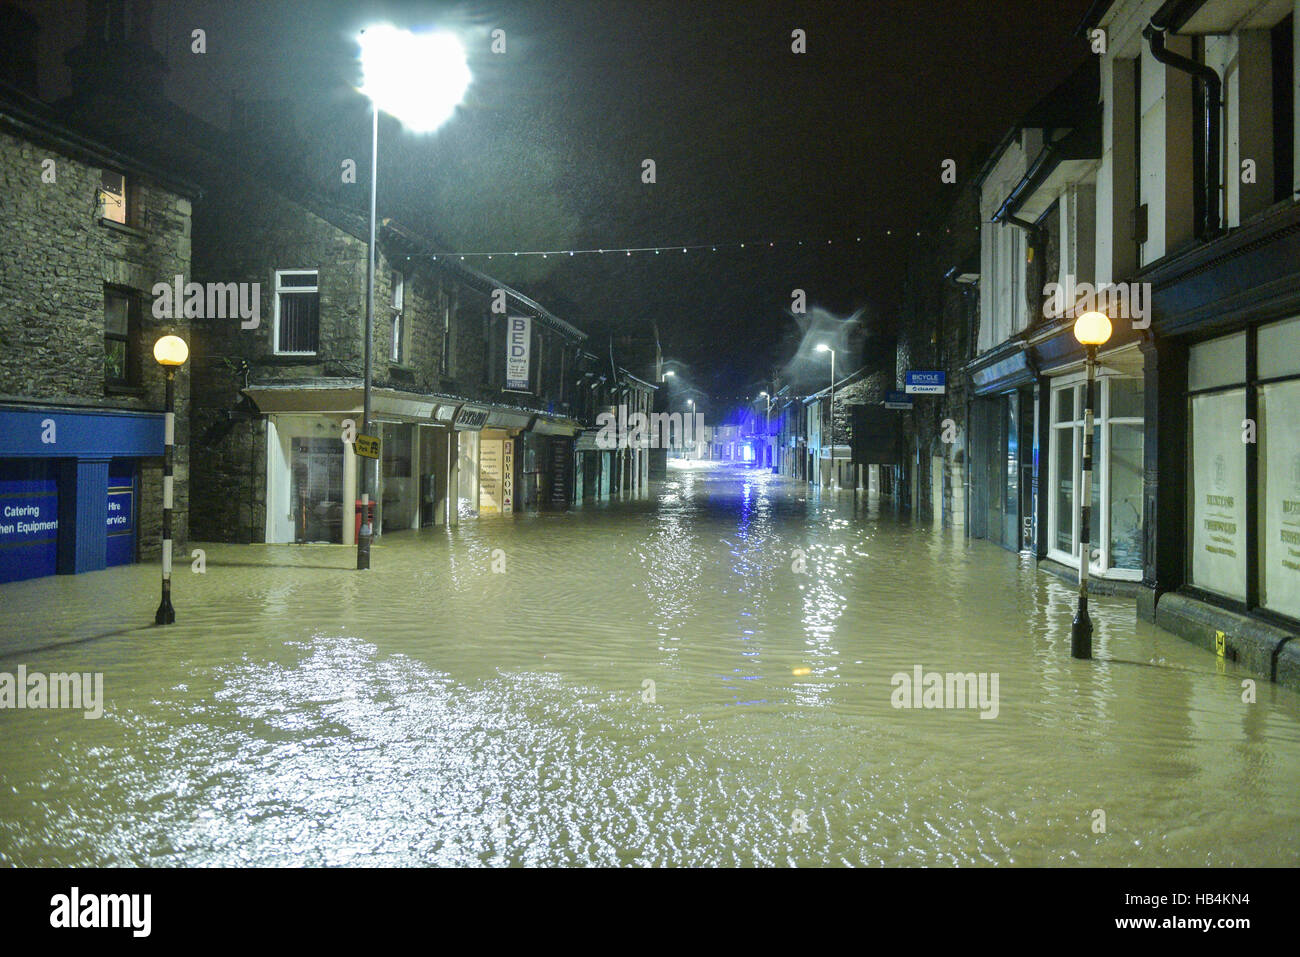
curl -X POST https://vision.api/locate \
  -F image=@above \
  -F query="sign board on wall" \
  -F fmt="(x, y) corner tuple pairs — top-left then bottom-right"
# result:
(905, 371), (946, 394)
(506, 316), (531, 392)
(105, 482), (135, 567)
(884, 390), (914, 410)
(0, 471), (58, 583)
(454, 405), (489, 431)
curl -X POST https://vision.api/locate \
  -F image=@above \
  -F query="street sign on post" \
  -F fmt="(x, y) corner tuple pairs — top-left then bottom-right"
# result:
(904, 371), (946, 394)
(354, 434), (381, 459)
(884, 390), (914, 410)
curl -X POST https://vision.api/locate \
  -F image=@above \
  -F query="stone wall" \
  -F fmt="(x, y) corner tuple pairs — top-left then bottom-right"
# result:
(0, 125), (192, 555)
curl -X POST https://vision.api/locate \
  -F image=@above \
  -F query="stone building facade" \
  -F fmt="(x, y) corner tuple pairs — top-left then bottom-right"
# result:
(0, 82), (197, 583)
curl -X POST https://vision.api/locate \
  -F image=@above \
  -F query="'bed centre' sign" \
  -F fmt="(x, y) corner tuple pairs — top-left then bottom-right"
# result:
(506, 316), (531, 392)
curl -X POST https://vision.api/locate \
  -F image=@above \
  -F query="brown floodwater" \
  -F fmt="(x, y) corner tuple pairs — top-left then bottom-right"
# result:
(1, 463), (1298, 866)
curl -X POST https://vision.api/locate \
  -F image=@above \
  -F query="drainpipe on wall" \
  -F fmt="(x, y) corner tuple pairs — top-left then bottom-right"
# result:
(1143, 1), (1221, 239)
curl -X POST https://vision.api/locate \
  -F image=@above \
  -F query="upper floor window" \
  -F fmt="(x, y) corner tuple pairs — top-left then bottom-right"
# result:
(390, 270), (405, 364)
(440, 288), (454, 377)
(104, 286), (137, 386)
(274, 269), (319, 355)
(99, 170), (129, 224)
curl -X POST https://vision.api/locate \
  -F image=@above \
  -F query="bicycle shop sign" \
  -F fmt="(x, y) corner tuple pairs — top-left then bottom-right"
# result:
(904, 371), (946, 395)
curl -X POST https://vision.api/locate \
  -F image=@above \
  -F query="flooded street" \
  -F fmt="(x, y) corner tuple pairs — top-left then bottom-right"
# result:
(2, 463), (1299, 867)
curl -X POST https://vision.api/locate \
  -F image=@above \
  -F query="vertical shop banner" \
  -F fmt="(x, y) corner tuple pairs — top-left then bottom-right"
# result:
(1190, 391), (1248, 600)
(479, 439), (503, 514)
(502, 441), (515, 514)
(506, 316), (531, 392)
(1262, 380), (1300, 619)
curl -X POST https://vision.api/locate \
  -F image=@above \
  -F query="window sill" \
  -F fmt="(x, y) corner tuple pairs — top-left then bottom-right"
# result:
(97, 217), (146, 238)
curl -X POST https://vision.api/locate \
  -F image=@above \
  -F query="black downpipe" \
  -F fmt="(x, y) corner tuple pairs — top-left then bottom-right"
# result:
(1143, 23), (1222, 239)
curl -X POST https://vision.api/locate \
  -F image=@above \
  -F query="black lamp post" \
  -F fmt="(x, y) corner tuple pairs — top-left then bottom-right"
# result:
(153, 334), (188, 625)
(1071, 311), (1113, 659)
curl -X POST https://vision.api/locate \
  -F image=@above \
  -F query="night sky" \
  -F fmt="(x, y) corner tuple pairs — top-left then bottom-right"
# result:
(18, 0), (1095, 399)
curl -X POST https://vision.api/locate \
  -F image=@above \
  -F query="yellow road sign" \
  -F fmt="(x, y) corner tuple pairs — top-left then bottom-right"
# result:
(355, 434), (380, 459)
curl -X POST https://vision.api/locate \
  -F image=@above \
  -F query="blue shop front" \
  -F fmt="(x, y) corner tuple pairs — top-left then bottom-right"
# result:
(0, 405), (163, 584)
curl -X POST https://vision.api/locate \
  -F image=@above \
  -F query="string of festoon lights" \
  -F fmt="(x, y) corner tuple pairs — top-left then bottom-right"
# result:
(405, 233), (948, 261)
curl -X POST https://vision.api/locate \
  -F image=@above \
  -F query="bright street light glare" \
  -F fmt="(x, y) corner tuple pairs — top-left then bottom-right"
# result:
(359, 25), (471, 133)
(815, 343), (831, 352)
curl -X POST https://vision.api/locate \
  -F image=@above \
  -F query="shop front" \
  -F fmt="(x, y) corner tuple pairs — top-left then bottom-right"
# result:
(1183, 317), (1300, 622)
(0, 406), (159, 583)
(1042, 348), (1145, 580)
(966, 345), (1036, 552)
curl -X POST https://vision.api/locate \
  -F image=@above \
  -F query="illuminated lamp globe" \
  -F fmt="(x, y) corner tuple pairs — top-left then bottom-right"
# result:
(153, 335), (189, 367)
(1073, 311), (1113, 347)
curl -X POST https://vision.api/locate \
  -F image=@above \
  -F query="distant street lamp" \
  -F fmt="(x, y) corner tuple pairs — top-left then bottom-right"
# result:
(816, 344), (835, 485)
(1071, 310), (1113, 660)
(152, 334), (188, 625)
(662, 370), (676, 379)
(356, 24), (471, 570)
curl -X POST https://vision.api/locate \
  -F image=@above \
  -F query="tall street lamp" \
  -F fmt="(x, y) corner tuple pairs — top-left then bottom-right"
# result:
(356, 24), (471, 570)
(153, 334), (188, 625)
(1071, 310), (1113, 659)
(816, 344), (834, 485)
(759, 390), (772, 470)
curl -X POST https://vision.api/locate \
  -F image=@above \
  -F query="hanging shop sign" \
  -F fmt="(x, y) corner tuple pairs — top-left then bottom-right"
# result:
(354, 434), (380, 459)
(502, 440), (515, 514)
(506, 316), (532, 392)
(905, 371), (946, 394)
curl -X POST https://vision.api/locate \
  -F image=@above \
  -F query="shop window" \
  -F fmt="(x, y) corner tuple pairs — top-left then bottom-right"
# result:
(104, 287), (137, 387)
(274, 269), (319, 355)
(1188, 386), (1248, 601)
(1049, 373), (1143, 576)
(1259, 317), (1300, 618)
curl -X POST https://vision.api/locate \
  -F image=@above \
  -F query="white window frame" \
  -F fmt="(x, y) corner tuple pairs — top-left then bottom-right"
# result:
(273, 268), (320, 356)
(1046, 372), (1144, 580)
(390, 270), (405, 364)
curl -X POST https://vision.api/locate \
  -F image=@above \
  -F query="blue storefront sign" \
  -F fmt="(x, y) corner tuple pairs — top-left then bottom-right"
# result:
(905, 371), (946, 394)
(884, 390), (914, 410)
(0, 463), (59, 583)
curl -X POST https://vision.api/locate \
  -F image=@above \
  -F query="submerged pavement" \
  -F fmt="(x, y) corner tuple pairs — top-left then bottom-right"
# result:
(1, 464), (1298, 866)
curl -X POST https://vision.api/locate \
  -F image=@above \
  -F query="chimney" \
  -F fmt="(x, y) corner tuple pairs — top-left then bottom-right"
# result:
(65, 0), (168, 98)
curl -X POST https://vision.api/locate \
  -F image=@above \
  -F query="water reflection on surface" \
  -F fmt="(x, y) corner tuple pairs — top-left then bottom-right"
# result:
(1, 465), (1298, 866)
